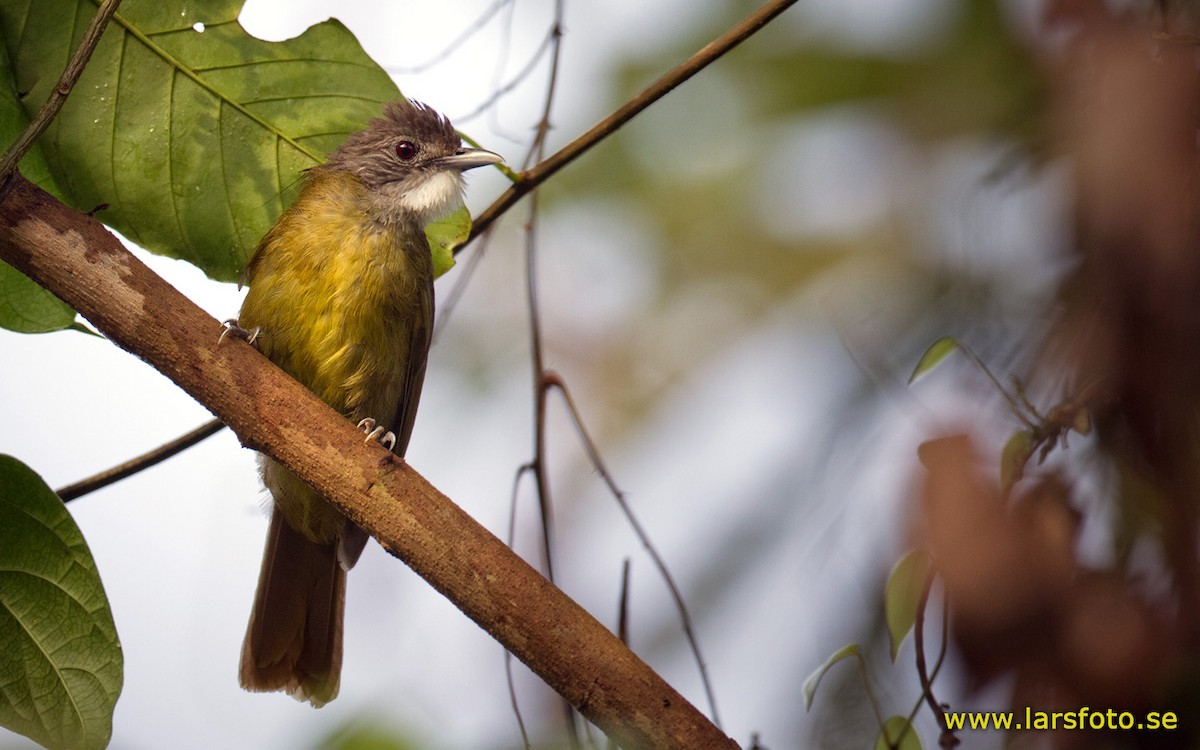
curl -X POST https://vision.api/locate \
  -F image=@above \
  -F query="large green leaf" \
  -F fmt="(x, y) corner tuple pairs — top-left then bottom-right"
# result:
(0, 30), (78, 333)
(0, 261), (76, 333)
(0, 455), (122, 750)
(0, 0), (403, 282)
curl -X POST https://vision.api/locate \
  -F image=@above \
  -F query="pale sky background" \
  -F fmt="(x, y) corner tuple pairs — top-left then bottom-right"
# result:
(0, 1), (1064, 748)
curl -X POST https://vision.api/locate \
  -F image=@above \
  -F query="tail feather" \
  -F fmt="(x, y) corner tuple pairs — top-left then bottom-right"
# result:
(240, 509), (345, 707)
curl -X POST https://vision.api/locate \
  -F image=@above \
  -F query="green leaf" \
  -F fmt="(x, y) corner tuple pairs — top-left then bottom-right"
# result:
(909, 337), (960, 384)
(0, 261), (77, 333)
(0, 35), (62, 198)
(0, 34), (79, 333)
(0, 455), (122, 750)
(425, 206), (470, 279)
(885, 550), (932, 662)
(802, 642), (863, 710)
(0, 0), (402, 282)
(1000, 429), (1035, 496)
(317, 721), (420, 750)
(875, 715), (922, 750)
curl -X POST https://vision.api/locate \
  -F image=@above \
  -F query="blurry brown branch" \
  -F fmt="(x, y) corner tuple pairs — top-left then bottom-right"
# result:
(0, 173), (739, 750)
(463, 0), (799, 245)
(0, 0), (122, 192)
(57, 418), (226, 502)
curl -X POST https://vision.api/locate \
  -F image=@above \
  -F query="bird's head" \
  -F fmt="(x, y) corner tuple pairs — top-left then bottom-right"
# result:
(324, 100), (502, 226)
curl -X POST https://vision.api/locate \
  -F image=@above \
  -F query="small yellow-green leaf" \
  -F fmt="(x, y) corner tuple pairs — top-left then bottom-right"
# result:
(425, 206), (471, 278)
(909, 337), (960, 384)
(885, 550), (932, 662)
(875, 715), (922, 750)
(0, 455), (123, 750)
(1070, 407), (1091, 436)
(803, 643), (863, 710)
(1000, 430), (1035, 496)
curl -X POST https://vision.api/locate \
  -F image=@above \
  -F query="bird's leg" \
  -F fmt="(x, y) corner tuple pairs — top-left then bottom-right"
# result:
(355, 418), (397, 452)
(219, 318), (261, 347)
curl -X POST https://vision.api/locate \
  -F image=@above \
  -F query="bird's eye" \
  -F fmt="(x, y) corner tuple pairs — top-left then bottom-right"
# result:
(395, 141), (418, 160)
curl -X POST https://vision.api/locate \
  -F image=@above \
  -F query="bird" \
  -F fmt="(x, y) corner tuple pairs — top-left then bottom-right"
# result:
(234, 100), (502, 706)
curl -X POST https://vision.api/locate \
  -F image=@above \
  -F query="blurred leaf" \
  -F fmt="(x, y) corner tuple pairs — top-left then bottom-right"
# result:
(1069, 407), (1091, 436)
(0, 455), (122, 750)
(874, 715), (922, 750)
(0, 0), (401, 282)
(885, 550), (931, 662)
(425, 205), (470, 278)
(894, 0), (1046, 143)
(0, 261), (76, 333)
(803, 642), (864, 710)
(909, 337), (959, 384)
(316, 720), (419, 750)
(1000, 430), (1035, 496)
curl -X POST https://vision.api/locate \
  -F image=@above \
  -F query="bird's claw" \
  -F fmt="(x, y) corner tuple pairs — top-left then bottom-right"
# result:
(219, 318), (261, 346)
(356, 418), (397, 452)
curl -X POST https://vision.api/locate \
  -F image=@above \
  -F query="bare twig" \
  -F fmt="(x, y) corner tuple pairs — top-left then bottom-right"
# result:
(505, 461), (536, 750)
(617, 557), (632, 645)
(456, 22), (559, 123)
(57, 418), (226, 502)
(914, 567), (959, 749)
(0, 0), (123, 195)
(456, 23), (558, 123)
(514, 9), (582, 744)
(462, 0), (799, 246)
(546, 374), (723, 728)
(389, 0), (513, 74)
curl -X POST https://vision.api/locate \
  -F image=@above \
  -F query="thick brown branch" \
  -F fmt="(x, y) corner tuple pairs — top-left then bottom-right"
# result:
(463, 0), (799, 245)
(0, 174), (738, 750)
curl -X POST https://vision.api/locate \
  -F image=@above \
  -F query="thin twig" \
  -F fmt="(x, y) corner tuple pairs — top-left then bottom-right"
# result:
(462, 0), (799, 246)
(617, 557), (632, 645)
(526, 194), (558, 585)
(0, 0), (123, 196)
(954, 343), (1038, 430)
(455, 23), (558, 123)
(389, 0), (513, 74)
(914, 567), (959, 749)
(57, 418), (226, 502)
(546, 374), (723, 729)
(517, 9), (580, 744)
(505, 462), (536, 750)
(433, 226), (494, 340)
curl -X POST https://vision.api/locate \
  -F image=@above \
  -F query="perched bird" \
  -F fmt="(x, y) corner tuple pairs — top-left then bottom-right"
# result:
(235, 100), (502, 706)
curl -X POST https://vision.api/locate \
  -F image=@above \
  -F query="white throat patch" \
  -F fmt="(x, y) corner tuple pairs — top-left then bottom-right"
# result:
(396, 170), (466, 225)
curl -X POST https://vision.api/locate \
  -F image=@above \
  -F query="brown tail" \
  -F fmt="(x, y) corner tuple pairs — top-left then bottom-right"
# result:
(240, 509), (344, 707)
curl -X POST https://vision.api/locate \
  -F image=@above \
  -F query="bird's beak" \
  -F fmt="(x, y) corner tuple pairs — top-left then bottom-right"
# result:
(439, 148), (504, 171)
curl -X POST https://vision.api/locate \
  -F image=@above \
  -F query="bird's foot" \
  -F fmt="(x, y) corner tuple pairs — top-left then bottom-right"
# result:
(219, 318), (261, 347)
(356, 418), (397, 452)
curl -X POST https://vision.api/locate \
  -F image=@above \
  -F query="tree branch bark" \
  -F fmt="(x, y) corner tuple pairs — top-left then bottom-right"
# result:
(0, 173), (739, 750)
